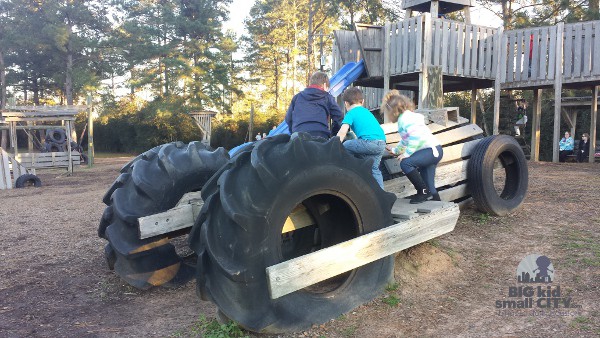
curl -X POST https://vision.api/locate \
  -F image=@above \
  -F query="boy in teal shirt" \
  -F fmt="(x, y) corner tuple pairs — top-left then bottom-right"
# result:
(336, 87), (387, 188)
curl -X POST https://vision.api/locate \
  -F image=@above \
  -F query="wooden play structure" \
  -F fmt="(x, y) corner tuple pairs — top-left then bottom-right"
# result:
(189, 110), (217, 145)
(332, 0), (600, 163)
(0, 105), (89, 189)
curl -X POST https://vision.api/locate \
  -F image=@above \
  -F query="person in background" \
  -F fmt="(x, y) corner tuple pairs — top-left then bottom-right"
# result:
(255, 133), (262, 141)
(559, 131), (574, 162)
(285, 71), (343, 139)
(514, 99), (528, 137)
(336, 87), (386, 189)
(262, 132), (267, 139)
(382, 90), (443, 203)
(576, 133), (590, 163)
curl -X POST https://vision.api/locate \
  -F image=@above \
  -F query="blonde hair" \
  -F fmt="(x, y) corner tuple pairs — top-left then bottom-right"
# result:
(381, 90), (415, 123)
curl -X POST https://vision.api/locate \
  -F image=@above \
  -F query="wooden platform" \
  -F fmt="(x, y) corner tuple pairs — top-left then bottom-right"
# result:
(266, 199), (460, 299)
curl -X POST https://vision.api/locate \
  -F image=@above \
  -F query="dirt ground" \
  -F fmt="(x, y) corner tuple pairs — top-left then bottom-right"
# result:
(0, 158), (599, 337)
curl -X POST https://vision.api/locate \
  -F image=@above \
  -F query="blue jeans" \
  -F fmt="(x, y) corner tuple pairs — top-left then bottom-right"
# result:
(343, 139), (386, 188)
(400, 145), (443, 194)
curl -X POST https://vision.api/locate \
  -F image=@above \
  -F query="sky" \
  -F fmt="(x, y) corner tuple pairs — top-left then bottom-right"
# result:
(223, 0), (504, 38)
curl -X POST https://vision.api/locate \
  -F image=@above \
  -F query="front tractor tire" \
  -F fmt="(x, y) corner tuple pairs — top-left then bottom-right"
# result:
(98, 141), (229, 289)
(189, 133), (397, 333)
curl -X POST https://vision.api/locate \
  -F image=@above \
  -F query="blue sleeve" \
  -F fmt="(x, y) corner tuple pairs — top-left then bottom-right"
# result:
(328, 95), (344, 135)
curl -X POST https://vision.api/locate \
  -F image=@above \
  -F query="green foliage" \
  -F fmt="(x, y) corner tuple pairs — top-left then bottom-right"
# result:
(382, 295), (400, 307)
(178, 315), (248, 338)
(94, 96), (202, 153)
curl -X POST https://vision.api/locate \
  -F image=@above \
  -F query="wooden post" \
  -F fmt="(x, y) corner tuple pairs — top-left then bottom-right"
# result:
(591, 86), (598, 163)
(87, 95), (94, 167)
(531, 89), (542, 161)
(27, 122), (33, 151)
(470, 86), (477, 124)
(570, 111), (577, 138)
(65, 120), (73, 174)
(430, 0), (439, 19)
(428, 66), (443, 108)
(383, 22), (391, 123)
(10, 121), (17, 157)
(552, 22), (564, 163)
(419, 14), (432, 109)
(493, 27), (504, 135)
(463, 6), (471, 24)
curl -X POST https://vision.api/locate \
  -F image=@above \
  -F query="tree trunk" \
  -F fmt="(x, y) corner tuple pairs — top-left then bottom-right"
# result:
(66, 49), (74, 105)
(590, 0), (599, 20)
(307, 0), (314, 83)
(501, 0), (513, 30)
(33, 77), (39, 105)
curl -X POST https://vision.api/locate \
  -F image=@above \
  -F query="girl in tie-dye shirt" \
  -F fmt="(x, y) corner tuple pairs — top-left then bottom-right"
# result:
(383, 90), (443, 203)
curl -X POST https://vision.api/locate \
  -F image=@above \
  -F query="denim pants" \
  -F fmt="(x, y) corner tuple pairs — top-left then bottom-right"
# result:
(400, 145), (443, 194)
(343, 139), (386, 188)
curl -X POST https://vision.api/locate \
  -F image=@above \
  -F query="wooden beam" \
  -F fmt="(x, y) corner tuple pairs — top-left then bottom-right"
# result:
(571, 111), (577, 138)
(438, 183), (469, 202)
(531, 89), (542, 161)
(553, 22), (564, 163)
(561, 108), (574, 129)
(87, 95), (94, 167)
(493, 27), (504, 135)
(383, 22), (391, 123)
(0, 147), (12, 190)
(591, 86), (598, 163)
(419, 14), (432, 109)
(265, 202), (460, 299)
(470, 86), (477, 124)
(66, 121), (73, 174)
(384, 159), (469, 197)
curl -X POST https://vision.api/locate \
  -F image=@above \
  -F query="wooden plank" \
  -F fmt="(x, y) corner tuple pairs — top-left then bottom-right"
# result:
(415, 16), (423, 71)
(391, 199), (448, 220)
(531, 29), (540, 79)
(531, 89), (542, 161)
(266, 203), (460, 299)
(573, 23), (583, 78)
(470, 26), (479, 77)
(548, 26), (557, 80)
(457, 22), (464, 76)
(540, 28), (549, 79)
(433, 20), (442, 66)
(522, 30), (531, 80)
(449, 22), (458, 75)
(564, 24), (573, 78)
(0, 148), (12, 189)
(499, 32), (507, 83)
(590, 86), (598, 163)
(507, 33), (515, 83)
(478, 28), (486, 77)
(282, 204), (316, 233)
(583, 23), (593, 77)
(464, 26), (472, 76)
(485, 28), (494, 78)
(515, 30), (523, 82)
(395, 22), (402, 74)
(439, 139), (481, 164)
(402, 20), (409, 73)
(441, 20), (450, 73)
(386, 123), (483, 145)
(384, 159), (469, 197)
(139, 202), (203, 239)
(439, 183), (469, 202)
(593, 22), (600, 75)
(408, 18), (416, 72)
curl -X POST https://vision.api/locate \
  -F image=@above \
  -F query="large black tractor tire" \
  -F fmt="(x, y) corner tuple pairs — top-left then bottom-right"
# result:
(189, 133), (397, 333)
(46, 142), (66, 152)
(99, 141), (229, 289)
(15, 174), (42, 188)
(467, 135), (528, 216)
(46, 129), (67, 144)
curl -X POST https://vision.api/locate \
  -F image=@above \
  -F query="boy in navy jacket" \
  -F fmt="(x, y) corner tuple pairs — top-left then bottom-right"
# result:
(285, 72), (343, 139)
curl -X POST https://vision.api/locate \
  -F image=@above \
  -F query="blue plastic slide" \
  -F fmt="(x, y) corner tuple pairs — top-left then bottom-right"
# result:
(228, 61), (366, 156)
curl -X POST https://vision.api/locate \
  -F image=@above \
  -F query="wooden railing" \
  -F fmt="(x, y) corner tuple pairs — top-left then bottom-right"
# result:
(388, 16), (424, 74)
(429, 19), (498, 79)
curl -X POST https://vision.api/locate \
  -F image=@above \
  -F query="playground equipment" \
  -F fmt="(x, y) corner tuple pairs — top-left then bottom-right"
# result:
(98, 0), (534, 333)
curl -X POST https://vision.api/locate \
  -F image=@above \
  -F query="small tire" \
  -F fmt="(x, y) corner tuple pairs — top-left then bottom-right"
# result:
(47, 129), (67, 144)
(189, 133), (397, 333)
(47, 142), (66, 152)
(80, 153), (89, 164)
(15, 174), (42, 188)
(99, 141), (229, 289)
(467, 135), (528, 216)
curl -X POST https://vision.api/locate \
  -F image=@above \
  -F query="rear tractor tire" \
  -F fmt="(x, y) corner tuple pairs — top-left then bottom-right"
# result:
(189, 133), (397, 333)
(98, 141), (229, 289)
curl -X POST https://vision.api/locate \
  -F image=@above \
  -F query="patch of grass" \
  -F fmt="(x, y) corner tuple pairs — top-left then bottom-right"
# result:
(382, 295), (400, 307)
(336, 314), (347, 321)
(475, 212), (491, 225)
(340, 324), (357, 337)
(385, 282), (399, 292)
(570, 316), (592, 331)
(560, 230), (600, 268)
(173, 315), (248, 338)
(428, 238), (440, 247)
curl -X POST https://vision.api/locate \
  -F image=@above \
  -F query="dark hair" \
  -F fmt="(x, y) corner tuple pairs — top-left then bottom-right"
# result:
(309, 72), (330, 87)
(342, 87), (363, 105)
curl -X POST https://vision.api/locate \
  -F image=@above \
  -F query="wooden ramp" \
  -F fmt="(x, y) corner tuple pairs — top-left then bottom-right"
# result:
(0, 147), (30, 190)
(265, 199), (459, 299)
